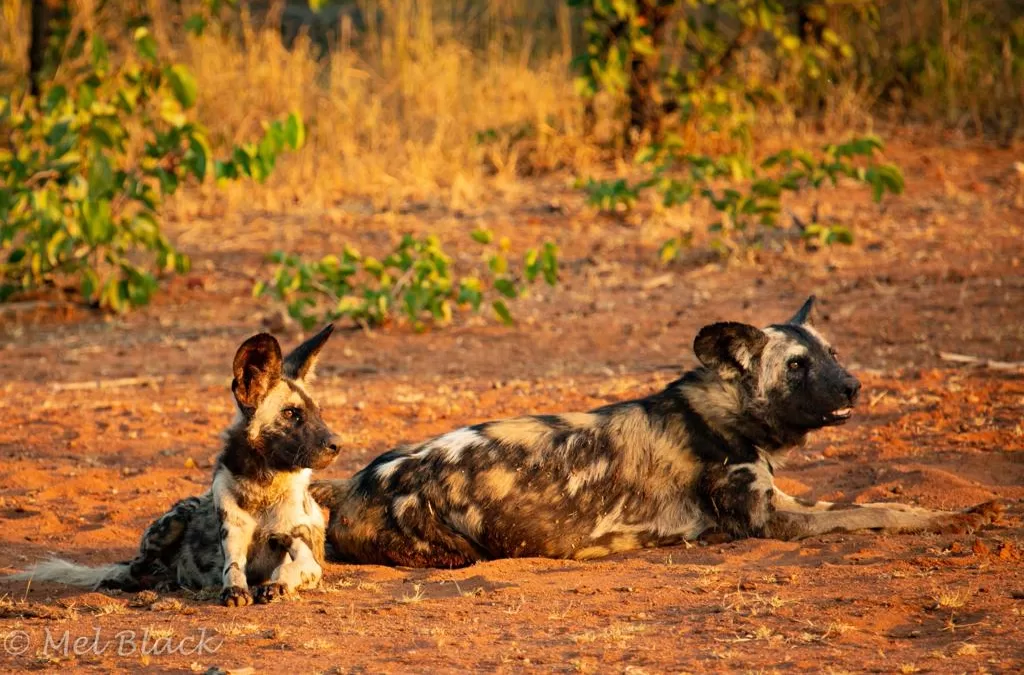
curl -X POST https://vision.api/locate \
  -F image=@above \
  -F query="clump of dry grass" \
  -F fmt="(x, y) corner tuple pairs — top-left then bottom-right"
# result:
(931, 586), (972, 610)
(572, 622), (646, 647)
(399, 582), (426, 604)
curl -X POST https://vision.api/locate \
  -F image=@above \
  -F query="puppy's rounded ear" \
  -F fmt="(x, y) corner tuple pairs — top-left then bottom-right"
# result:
(232, 333), (283, 411)
(788, 295), (816, 326)
(694, 322), (768, 373)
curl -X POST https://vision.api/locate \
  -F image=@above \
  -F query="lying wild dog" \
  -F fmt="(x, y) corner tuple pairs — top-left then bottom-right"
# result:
(311, 297), (1000, 567)
(6, 326), (340, 606)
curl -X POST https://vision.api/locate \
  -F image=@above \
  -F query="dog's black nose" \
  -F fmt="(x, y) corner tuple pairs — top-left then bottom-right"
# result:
(845, 378), (861, 403)
(327, 436), (341, 453)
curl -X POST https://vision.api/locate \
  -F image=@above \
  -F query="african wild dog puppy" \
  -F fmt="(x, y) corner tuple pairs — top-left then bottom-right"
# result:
(6, 326), (340, 606)
(311, 297), (1001, 567)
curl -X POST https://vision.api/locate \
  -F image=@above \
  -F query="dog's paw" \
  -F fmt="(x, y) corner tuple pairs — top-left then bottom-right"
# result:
(220, 585), (253, 607)
(935, 500), (1003, 534)
(253, 581), (292, 604)
(297, 565), (323, 590)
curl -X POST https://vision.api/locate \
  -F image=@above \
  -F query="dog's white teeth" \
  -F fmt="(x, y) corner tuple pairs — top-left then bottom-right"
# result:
(833, 408), (853, 417)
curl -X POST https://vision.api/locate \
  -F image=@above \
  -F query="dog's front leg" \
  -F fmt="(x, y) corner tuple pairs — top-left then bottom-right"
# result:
(704, 463), (1001, 540)
(253, 529), (322, 604)
(766, 491), (1002, 539)
(217, 496), (257, 607)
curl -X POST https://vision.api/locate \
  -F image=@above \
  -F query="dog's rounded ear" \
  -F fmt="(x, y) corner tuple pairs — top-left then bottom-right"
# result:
(694, 322), (769, 373)
(232, 333), (283, 411)
(787, 295), (816, 326)
(283, 323), (334, 382)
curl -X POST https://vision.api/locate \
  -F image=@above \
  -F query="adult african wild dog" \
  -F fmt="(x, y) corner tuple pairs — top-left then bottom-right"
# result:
(311, 297), (1000, 567)
(6, 325), (340, 606)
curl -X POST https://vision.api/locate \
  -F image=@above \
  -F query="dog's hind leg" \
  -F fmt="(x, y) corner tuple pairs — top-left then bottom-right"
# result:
(105, 496), (204, 591)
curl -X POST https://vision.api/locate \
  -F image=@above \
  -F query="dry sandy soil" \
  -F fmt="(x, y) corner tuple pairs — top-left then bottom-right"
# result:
(1, 130), (1022, 673)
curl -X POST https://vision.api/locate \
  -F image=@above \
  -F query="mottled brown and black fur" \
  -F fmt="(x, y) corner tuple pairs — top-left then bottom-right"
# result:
(6, 326), (341, 606)
(311, 297), (1000, 567)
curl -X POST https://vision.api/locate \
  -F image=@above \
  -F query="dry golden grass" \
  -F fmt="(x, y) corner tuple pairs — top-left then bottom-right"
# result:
(931, 586), (973, 610)
(398, 582), (426, 603)
(168, 1), (592, 213)
(0, 1), (27, 92)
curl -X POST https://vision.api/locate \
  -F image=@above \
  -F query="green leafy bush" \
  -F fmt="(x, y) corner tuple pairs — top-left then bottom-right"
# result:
(584, 134), (904, 257)
(256, 231), (559, 331)
(1, 21), (303, 310)
(568, 0), (903, 251)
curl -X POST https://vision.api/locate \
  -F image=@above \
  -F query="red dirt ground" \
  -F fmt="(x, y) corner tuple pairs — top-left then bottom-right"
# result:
(1, 130), (1022, 673)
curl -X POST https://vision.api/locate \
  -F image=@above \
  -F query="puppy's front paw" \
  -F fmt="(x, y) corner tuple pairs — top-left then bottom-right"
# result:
(220, 585), (253, 607)
(253, 581), (292, 604)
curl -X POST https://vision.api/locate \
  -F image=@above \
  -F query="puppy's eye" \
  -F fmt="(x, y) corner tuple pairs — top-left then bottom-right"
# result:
(282, 407), (302, 422)
(787, 358), (805, 371)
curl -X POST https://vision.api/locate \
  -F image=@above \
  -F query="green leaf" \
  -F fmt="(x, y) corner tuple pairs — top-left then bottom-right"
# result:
(492, 299), (514, 325)
(82, 199), (114, 244)
(827, 225), (854, 245)
(184, 15), (207, 36)
(488, 253), (508, 275)
(781, 35), (801, 52)
(187, 131), (211, 181)
(471, 228), (493, 244)
(134, 27), (159, 63)
(166, 65), (199, 109)
(43, 86), (67, 113)
(284, 114), (306, 150)
(90, 35), (109, 73)
(541, 243), (558, 286)
(80, 268), (100, 302)
(494, 278), (518, 299)
(659, 238), (680, 264)
(524, 248), (540, 282)
(159, 98), (188, 128)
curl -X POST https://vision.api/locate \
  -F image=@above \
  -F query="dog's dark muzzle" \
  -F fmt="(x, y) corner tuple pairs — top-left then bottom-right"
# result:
(309, 435), (341, 469)
(821, 374), (861, 425)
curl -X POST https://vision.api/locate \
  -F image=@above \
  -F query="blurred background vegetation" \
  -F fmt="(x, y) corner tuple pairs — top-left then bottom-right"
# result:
(4, 1), (1020, 210)
(0, 0), (1021, 322)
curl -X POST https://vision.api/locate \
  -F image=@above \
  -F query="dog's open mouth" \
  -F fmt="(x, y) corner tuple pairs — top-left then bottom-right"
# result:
(823, 407), (854, 425)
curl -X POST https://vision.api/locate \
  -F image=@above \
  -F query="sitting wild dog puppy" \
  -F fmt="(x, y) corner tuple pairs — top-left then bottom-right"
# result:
(7, 325), (340, 606)
(311, 297), (1000, 567)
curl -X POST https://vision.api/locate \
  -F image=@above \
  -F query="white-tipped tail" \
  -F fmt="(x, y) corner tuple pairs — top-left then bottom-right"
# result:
(4, 558), (132, 589)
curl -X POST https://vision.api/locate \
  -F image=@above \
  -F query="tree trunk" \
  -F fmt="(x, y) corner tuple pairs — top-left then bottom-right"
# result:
(29, 0), (54, 96)
(627, 2), (674, 142)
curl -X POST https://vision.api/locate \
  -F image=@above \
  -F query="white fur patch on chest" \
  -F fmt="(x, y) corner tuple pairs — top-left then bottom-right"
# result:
(213, 468), (323, 532)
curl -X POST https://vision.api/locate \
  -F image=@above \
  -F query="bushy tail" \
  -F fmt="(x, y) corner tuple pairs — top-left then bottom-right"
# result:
(4, 559), (133, 589)
(309, 478), (352, 512)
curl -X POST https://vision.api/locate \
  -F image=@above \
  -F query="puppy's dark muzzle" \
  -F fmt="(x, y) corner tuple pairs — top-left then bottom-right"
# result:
(310, 435), (342, 469)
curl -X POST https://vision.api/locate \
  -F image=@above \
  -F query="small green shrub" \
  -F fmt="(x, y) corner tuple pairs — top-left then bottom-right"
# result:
(583, 134), (904, 257)
(256, 231), (559, 331)
(567, 0), (904, 253)
(1, 17), (303, 311)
